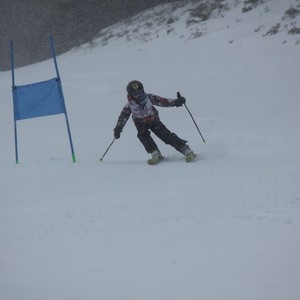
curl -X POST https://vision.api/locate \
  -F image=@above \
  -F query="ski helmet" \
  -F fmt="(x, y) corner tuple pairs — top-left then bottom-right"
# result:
(126, 80), (144, 97)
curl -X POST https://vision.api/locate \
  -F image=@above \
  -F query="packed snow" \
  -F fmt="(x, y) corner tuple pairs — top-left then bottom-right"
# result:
(0, 1), (300, 299)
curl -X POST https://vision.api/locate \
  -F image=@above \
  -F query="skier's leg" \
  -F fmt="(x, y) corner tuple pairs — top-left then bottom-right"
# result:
(136, 122), (159, 154)
(150, 121), (187, 152)
(151, 121), (196, 161)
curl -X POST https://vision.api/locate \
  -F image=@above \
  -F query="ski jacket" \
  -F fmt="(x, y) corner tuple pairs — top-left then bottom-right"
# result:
(115, 93), (177, 130)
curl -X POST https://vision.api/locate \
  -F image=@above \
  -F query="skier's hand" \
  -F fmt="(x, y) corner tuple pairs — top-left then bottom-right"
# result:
(174, 92), (186, 107)
(113, 126), (122, 139)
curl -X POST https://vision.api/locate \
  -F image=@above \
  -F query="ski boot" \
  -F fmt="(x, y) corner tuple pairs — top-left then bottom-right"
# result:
(181, 145), (197, 162)
(147, 149), (164, 165)
(185, 149), (197, 162)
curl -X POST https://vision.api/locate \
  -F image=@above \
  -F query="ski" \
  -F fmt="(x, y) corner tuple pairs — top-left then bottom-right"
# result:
(147, 153), (198, 165)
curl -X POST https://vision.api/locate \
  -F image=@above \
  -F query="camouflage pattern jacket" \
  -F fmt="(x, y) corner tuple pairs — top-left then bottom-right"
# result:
(115, 93), (177, 130)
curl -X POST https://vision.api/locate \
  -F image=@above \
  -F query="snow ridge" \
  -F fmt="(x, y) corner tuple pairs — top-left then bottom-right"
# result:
(87, 0), (300, 48)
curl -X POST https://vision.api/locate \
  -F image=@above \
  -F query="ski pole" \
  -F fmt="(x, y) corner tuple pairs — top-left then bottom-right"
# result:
(184, 103), (206, 144)
(99, 138), (116, 161)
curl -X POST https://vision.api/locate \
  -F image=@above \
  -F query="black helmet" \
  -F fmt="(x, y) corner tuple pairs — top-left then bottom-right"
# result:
(126, 80), (144, 97)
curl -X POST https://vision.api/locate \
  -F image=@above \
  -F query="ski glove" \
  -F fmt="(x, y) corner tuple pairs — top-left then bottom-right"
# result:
(114, 126), (122, 139)
(174, 92), (186, 107)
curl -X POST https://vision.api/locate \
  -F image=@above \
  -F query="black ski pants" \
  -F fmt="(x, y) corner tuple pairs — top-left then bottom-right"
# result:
(134, 119), (187, 154)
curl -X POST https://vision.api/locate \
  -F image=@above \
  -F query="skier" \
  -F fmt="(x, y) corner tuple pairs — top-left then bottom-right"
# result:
(113, 80), (197, 164)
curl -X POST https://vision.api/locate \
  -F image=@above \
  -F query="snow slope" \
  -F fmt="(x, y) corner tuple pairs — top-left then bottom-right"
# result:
(1, 1), (300, 299)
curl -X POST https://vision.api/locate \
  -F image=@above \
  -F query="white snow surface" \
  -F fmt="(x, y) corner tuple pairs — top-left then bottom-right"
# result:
(1, 1), (300, 299)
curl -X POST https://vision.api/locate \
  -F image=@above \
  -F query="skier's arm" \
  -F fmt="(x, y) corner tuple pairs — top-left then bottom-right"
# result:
(149, 92), (186, 107)
(114, 103), (131, 139)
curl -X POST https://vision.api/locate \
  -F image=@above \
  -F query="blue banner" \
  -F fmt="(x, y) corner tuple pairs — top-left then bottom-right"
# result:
(13, 78), (65, 121)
